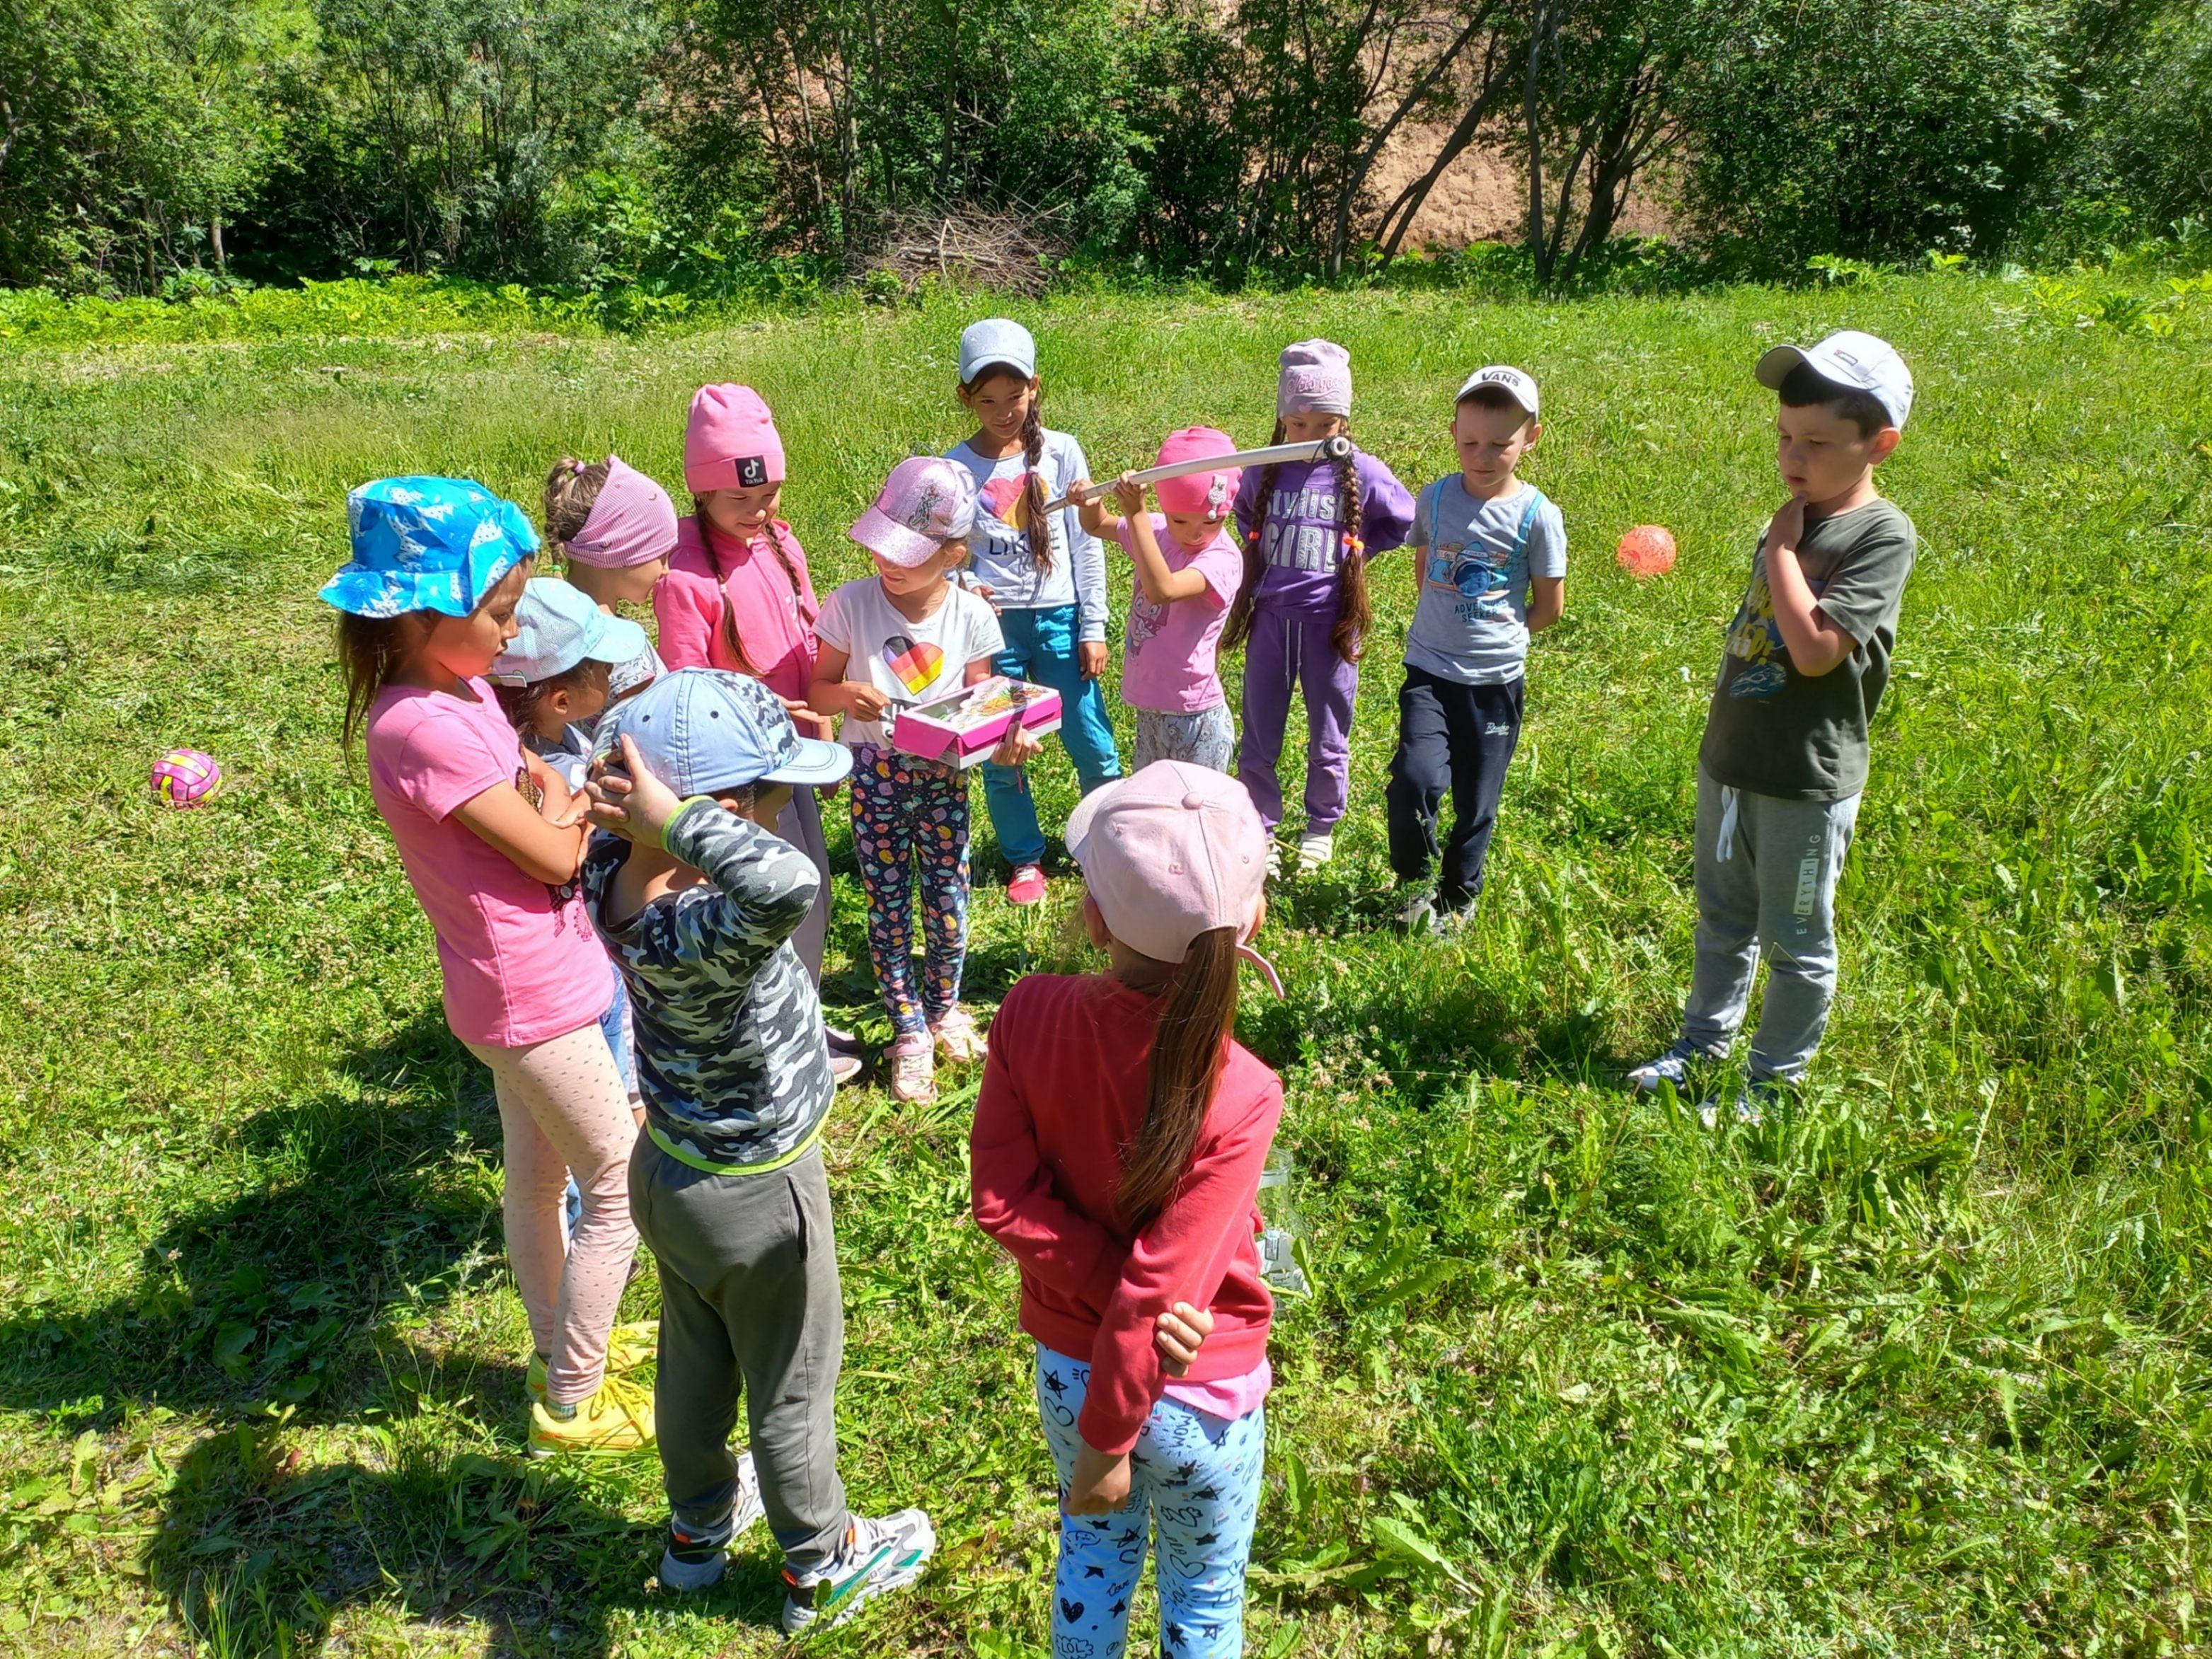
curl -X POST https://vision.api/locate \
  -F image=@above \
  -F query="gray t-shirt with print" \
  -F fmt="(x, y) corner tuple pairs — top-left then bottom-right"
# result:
(1403, 478), (1567, 686)
(1700, 497), (1916, 802)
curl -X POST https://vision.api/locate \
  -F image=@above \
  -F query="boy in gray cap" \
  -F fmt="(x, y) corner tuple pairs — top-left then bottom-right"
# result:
(582, 668), (935, 1630)
(1629, 331), (1918, 1121)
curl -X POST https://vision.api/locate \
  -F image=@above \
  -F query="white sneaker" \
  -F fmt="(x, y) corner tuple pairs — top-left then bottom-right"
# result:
(657, 1450), (766, 1590)
(887, 1030), (936, 1104)
(1626, 1039), (1703, 1095)
(1296, 832), (1335, 871)
(780, 1508), (937, 1633)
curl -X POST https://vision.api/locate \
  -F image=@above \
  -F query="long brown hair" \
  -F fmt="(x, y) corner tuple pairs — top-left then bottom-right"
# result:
(543, 456), (610, 566)
(961, 366), (1053, 573)
(693, 497), (807, 678)
(1221, 420), (1371, 665)
(337, 611), (415, 753)
(1115, 927), (1242, 1233)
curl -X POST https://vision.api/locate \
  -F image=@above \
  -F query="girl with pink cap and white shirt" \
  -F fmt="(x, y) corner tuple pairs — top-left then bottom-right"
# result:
(1075, 427), (1248, 773)
(655, 386), (860, 1082)
(972, 760), (1284, 1659)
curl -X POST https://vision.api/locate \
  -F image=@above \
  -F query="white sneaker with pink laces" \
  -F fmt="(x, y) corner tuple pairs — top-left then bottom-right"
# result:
(928, 1006), (988, 1065)
(887, 1030), (936, 1104)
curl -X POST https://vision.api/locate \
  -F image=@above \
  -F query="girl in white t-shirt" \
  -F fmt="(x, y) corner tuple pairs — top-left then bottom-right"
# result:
(811, 458), (1039, 1104)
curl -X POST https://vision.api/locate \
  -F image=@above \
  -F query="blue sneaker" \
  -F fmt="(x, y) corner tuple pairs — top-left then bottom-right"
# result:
(1627, 1039), (1705, 1094)
(779, 1508), (936, 1634)
(656, 1452), (765, 1592)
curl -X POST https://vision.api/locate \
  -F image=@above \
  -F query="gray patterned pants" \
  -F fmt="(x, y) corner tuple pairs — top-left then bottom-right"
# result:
(1134, 703), (1237, 773)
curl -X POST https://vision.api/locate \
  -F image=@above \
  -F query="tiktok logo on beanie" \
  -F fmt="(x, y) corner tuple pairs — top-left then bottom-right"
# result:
(735, 455), (768, 487)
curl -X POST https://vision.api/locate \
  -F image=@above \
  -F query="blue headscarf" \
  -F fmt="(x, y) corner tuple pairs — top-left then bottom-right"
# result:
(320, 477), (540, 619)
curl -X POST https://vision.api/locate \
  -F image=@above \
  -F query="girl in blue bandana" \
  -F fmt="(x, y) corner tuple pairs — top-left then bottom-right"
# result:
(321, 477), (657, 1459)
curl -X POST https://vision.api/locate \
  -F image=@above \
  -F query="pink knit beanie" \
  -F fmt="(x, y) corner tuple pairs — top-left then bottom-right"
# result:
(1277, 339), (1353, 417)
(1152, 427), (1242, 522)
(684, 384), (786, 495)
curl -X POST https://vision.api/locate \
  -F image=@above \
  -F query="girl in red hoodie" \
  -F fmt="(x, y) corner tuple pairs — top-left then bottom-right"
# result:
(972, 760), (1284, 1659)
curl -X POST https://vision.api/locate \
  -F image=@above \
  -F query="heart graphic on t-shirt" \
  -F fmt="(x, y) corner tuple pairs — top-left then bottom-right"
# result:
(880, 634), (944, 693)
(979, 473), (1031, 531)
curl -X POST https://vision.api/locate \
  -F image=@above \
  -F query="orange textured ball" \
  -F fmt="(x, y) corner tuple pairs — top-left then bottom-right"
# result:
(1616, 524), (1677, 579)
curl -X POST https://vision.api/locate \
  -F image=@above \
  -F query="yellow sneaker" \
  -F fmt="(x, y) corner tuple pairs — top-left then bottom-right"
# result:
(528, 1373), (656, 1458)
(525, 1321), (658, 1402)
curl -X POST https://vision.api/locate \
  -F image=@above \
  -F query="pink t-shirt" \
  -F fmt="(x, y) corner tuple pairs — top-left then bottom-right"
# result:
(1163, 1355), (1272, 1420)
(1116, 516), (1242, 714)
(366, 677), (612, 1048)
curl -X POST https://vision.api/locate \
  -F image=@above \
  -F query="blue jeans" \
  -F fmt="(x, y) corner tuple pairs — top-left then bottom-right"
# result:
(1035, 1346), (1265, 1659)
(981, 605), (1122, 869)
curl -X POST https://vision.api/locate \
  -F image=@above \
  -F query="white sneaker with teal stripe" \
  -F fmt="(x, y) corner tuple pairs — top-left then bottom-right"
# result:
(780, 1508), (936, 1634)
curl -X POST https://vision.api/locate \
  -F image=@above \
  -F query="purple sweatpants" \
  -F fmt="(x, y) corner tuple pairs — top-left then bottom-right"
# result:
(1238, 607), (1359, 836)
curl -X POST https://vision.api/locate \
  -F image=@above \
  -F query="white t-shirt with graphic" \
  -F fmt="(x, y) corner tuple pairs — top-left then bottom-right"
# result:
(945, 430), (1109, 640)
(815, 577), (1006, 750)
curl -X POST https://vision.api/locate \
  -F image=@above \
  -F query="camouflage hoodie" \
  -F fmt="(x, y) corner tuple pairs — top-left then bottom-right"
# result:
(583, 802), (833, 1171)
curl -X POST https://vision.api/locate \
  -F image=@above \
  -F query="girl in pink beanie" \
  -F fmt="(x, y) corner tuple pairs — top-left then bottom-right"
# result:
(654, 383), (861, 1082)
(1223, 340), (1416, 873)
(1075, 427), (1248, 773)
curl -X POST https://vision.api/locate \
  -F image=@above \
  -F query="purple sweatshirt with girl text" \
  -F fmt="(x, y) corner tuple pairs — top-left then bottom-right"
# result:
(1231, 451), (1416, 615)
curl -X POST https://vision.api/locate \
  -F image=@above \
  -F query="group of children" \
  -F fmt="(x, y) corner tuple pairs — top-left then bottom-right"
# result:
(317, 316), (1920, 1650)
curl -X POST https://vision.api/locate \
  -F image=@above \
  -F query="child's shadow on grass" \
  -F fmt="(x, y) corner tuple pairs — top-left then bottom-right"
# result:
(0, 1014), (705, 1655)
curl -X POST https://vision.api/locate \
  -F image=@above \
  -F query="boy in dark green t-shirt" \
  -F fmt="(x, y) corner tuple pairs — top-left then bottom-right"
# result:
(1630, 330), (1918, 1121)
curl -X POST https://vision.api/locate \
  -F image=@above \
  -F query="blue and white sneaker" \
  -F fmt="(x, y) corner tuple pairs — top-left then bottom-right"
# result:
(1699, 1078), (1790, 1130)
(1626, 1039), (1705, 1094)
(780, 1508), (936, 1634)
(656, 1450), (765, 1592)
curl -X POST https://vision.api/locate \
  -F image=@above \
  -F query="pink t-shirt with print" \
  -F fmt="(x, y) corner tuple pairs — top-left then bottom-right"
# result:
(1115, 516), (1243, 715)
(366, 677), (612, 1048)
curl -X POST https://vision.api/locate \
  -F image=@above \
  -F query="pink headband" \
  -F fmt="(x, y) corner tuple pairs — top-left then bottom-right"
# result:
(564, 456), (679, 569)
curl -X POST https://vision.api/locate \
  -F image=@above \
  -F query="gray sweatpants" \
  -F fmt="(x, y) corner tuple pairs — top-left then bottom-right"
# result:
(629, 1134), (848, 1570)
(1679, 768), (1862, 1082)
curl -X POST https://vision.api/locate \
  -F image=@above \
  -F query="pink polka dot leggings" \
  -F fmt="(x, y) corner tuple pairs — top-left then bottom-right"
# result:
(848, 744), (972, 1036)
(465, 1022), (638, 1406)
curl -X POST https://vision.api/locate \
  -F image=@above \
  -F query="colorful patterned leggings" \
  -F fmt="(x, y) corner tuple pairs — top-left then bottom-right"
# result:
(1035, 1346), (1265, 1659)
(849, 744), (972, 1036)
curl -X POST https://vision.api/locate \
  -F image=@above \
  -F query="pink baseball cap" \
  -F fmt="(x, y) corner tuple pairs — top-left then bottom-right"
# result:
(850, 456), (980, 567)
(1065, 761), (1283, 995)
(564, 456), (679, 568)
(684, 384), (785, 495)
(1153, 427), (1242, 522)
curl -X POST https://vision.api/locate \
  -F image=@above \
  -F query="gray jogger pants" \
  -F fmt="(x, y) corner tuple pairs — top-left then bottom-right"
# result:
(630, 1134), (848, 1570)
(1679, 768), (1862, 1082)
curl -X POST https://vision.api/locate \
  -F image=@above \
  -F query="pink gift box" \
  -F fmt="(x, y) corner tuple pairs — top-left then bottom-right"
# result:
(892, 675), (1063, 769)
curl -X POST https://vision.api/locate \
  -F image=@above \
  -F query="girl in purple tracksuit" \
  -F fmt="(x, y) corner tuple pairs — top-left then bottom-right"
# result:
(1223, 339), (1416, 872)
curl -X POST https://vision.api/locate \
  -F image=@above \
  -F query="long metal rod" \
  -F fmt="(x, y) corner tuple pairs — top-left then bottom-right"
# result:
(1039, 435), (1353, 515)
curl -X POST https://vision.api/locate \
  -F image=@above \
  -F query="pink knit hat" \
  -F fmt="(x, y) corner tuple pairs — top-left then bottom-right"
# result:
(851, 456), (980, 568)
(684, 384), (786, 495)
(1152, 427), (1242, 522)
(1065, 761), (1283, 994)
(564, 456), (679, 568)
(1277, 338), (1352, 417)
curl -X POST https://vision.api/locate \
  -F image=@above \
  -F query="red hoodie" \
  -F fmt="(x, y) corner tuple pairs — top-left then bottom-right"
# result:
(971, 973), (1283, 1455)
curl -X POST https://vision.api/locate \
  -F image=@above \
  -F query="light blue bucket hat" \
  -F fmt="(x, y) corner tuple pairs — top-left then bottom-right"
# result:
(321, 476), (540, 619)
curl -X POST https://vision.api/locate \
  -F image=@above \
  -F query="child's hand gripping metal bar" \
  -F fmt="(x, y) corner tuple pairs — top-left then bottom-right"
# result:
(1040, 434), (1353, 515)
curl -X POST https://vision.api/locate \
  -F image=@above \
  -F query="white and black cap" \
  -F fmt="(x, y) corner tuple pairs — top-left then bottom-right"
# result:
(1454, 364), (1540, 420)
(1756, 330), (1913, 429)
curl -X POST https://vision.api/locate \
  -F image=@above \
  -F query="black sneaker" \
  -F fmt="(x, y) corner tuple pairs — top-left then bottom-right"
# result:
(1397, 889), (1438, 935)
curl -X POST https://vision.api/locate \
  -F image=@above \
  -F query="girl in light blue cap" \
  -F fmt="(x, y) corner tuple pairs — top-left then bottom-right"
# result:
(323, 477), (658, 1459)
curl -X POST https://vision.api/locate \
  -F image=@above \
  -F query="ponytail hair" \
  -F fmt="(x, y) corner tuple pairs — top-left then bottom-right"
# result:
(543, 456), (611, 567)
(1328, 441), (1371, 664)
(960, 366), (1053, 574)
(1220, 419), (1286, 657)
(1115, 927), (1242, 1233)
(691, 496), (807, 680)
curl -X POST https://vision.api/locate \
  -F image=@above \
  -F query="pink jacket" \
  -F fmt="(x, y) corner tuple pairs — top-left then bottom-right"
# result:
(654, 515), (822, 703)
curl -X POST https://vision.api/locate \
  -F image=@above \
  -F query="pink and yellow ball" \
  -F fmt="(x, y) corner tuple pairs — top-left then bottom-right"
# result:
(151, 748), (224, 808)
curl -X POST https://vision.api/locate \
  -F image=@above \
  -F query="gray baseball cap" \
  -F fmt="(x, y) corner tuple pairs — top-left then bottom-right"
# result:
(592, 668), (851, 795)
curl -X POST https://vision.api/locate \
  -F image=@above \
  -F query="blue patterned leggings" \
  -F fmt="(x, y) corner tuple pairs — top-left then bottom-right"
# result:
(849, 744), (972, 1036)
(1034, 1346), (1265, 1659)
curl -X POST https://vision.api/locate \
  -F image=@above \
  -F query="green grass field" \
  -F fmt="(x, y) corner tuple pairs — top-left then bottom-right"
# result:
(1, 273), (2208, 1657)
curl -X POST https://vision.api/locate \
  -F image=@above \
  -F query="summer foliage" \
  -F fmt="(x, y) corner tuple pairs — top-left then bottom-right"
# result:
(1, 272), (2209, 1655)
(2, 0), (2208, 294)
